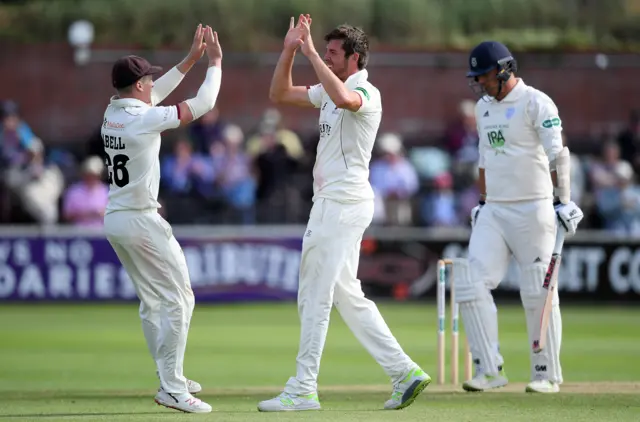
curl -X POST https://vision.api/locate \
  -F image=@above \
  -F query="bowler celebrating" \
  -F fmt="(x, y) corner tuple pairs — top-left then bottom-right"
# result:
(257, 15), (430, 412)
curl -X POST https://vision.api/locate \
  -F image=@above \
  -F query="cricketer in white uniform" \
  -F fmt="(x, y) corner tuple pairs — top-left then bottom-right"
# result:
(452, 41), (584, 394)
(101, 25), (222, 413)
(257, 15), (430, 412)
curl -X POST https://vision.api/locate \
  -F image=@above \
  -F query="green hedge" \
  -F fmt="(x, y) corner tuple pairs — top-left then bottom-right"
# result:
(1, 0), (639, 51)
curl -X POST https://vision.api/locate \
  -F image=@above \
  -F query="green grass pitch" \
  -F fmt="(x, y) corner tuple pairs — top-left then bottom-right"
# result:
(0, 302), (639, 421)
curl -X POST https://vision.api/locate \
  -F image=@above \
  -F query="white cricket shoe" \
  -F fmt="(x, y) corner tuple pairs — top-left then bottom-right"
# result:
(156, 371), (202, 394)
(186, 379), (202, 394)
(154, 389), (212, 413)
(526, 380), (560, 393)
(384, 367), (431, 410)
(257, 392), (321, 412)
(462, 368), (508, 392)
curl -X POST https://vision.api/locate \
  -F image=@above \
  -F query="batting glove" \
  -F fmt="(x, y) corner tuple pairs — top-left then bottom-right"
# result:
(554, 200), (584, 236)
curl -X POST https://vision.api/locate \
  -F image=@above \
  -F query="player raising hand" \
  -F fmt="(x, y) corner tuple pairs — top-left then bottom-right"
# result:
(258, 15), (430, 412)
(101, 24), (223, 413)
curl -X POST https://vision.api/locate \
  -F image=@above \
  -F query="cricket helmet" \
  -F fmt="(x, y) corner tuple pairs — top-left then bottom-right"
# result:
(467, 41), (518, 98)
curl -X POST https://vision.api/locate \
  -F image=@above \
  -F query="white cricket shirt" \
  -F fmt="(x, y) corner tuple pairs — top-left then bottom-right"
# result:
(101, 97), (180, 213)
(476, 79), (564, 203)
(307, 69), (382, 203)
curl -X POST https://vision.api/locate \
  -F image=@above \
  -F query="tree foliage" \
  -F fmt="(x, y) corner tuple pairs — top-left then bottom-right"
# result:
(1, 0), (639, 51)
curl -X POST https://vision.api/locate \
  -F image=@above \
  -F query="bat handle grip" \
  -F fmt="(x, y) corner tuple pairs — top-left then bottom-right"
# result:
(552, 227), (565, 255)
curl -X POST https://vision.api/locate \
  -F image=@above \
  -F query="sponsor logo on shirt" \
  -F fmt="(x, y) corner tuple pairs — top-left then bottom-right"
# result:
(103, 118), (125, 130)
(542, 117), (561, 128)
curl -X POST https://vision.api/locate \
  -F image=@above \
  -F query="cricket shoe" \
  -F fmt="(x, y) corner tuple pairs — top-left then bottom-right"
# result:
(525, 380), (560, 393)
(154, 389), (212, 413)
(462, 367), (508, 392)
(257, 392), (321, 412)
(186, 379), (202, 394)
(384, 367), (431, 410)
(156, 371), (202, 394)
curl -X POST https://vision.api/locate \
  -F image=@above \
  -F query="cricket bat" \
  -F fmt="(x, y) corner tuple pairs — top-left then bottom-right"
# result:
(532, 227), (565, 354)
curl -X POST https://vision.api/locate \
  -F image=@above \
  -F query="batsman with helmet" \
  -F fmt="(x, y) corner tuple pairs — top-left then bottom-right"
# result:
(450, 41), (584, 393)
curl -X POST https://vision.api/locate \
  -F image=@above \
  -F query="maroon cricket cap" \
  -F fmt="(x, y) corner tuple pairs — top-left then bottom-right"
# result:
(112, 55), (163, 89)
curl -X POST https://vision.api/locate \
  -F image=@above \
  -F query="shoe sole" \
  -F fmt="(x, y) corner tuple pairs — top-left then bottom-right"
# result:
(463, 382), (508, 392)
(525, 386), (559, 393)
(388, 377), (431, 410)
(155, 399), (212, 413)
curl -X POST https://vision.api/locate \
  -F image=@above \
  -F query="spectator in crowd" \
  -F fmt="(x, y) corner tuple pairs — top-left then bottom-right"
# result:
(617, 110), (640, 174)
(420, 172), (459, 227)
(455, 164), (481, 225)
(5, 137), (65, 225)
(246, 108), (304, 161)
(161, 136), (211, 196)
(214, 124), (256, 224)
(370, 133), (419, 226)
(0, 100), (37, 222)
(62, 156), (108, 228)
(615, 166), (640, 235)
(254, 127), (299, 223)
(189, 106), (227, 154)
(444, 99), (479, 169)
(590, 140), (640, 235)
(442, 100), (480, 217)
(0, 100), (36, 168)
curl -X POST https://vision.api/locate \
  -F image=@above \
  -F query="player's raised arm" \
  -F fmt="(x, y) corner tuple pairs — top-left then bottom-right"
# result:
(150, 24), (208, 106)
(269, 16), (317, 108)
(175, 26), (223, 126)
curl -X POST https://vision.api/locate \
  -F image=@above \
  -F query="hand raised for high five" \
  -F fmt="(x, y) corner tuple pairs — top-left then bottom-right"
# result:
(283, 14), (313, 54)
(186, 24), (207, 63)
(283, 16), (302, 52)
(294, 14), (317, 57)
(203, 25), (223, 65)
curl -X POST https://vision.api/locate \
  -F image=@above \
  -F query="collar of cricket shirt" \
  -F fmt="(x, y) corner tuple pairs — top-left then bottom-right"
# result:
(345, 69), (369, 89)
(109, 96), (149, 108)
(498, 78), (527, 103)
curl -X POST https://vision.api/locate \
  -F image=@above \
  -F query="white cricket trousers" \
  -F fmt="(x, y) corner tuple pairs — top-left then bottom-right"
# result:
(104, 209), (195, 394)
(284, 198), (416, 395)
(467, 198), (563, 382)
(469, 199), (556, 286)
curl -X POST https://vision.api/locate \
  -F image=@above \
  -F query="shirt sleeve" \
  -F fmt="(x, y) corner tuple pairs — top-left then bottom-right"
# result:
(353, 83), (381, 114)
(141, 105), (181, 133)
(526, 92), (564, 160)
(150, 67), (184, 106)
(307, 84), (324, 108)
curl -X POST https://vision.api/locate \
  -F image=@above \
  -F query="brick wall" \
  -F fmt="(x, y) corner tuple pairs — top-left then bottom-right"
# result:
(2, 43), (638, 145)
